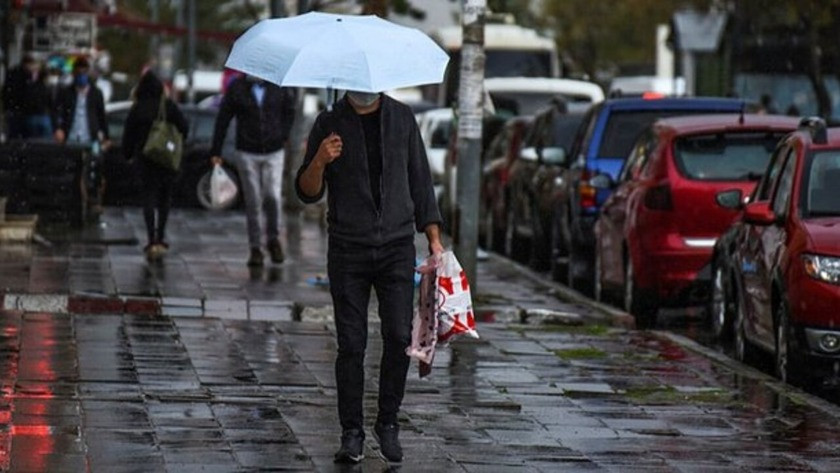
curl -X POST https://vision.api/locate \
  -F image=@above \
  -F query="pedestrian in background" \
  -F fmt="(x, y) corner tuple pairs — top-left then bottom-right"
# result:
(23, 59), (54, 139)
(54, 57), (109, 146)
(2, 55), (38, 139)
(296, 91), (443, 465)
(122, 71), (188, 260)
(210, 75), (296, 267)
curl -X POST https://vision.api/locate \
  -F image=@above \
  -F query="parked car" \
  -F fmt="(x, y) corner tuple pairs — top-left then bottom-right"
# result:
(593, 114), (799, 327)
(557, 96), (752, 293)
(718, 118), (840, 385)
(102, 102), (239, 209)
(480, 115), (534, 253)
(501, 104), (584, 268)
(416, 107), (454, 205)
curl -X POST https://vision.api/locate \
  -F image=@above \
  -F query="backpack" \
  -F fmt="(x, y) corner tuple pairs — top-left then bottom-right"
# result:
(142, 95), (183, 171)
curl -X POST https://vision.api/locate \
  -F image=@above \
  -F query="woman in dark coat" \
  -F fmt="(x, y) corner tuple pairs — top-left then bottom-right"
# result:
(122, 71), (188, 259)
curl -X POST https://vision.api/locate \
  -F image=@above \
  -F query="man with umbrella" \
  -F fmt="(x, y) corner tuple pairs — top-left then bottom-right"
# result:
(297, 89), (443, 464)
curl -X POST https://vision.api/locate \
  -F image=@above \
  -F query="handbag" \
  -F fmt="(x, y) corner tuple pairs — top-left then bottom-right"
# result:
(142, 94), (183, 171)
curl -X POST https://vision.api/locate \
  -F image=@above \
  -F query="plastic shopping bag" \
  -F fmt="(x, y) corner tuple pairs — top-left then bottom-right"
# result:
(436, 251), (479, 343)
(210, 163), (238, 209)
(406, 256), (439, 377)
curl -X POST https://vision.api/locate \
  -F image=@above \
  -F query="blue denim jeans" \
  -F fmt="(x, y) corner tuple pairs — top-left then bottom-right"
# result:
(327, 236), (415, 432)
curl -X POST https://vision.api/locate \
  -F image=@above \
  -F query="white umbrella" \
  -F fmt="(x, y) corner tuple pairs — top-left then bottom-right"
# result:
(224, 12), (450, 93)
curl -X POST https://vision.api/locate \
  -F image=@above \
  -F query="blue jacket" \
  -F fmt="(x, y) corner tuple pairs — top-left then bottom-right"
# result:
(296, 95), (441, 246)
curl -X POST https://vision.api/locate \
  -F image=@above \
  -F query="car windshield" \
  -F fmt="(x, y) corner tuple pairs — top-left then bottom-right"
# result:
(485, 50), (553, 78)
(673, 131), (785, 181)
(598, 109), (740, 159)
(551, 114), (584, 150)
(805, 150), (840, 217)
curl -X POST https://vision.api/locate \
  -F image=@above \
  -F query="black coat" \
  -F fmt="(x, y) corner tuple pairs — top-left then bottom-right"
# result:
(210, 77), (296, 156)
(296, 95), (441, 247)
(55, 84), (109, 140)
(122, 96), (189, 171)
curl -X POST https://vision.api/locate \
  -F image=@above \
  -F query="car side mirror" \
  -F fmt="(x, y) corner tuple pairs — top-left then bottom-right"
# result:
(716, 189), (744, 210)
(520, 147), (539, 162)
(541, 146), (567, 166)
(743, 202), (776, 226)
(589, 173), (613, 190)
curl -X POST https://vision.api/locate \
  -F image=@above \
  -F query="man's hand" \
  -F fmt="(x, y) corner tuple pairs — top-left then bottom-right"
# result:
(316, 133), (343, 165)
(54, 129), (66, 144)
(211, 156), (223, 166)
(425, 224), (444, 257)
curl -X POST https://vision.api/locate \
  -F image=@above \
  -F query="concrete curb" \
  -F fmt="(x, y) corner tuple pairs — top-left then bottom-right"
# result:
(0, 292), (300, 321)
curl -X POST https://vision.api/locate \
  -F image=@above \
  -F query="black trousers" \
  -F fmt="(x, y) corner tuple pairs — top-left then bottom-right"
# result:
(327, 236), (415, 433)
(140, 160), (176, 245)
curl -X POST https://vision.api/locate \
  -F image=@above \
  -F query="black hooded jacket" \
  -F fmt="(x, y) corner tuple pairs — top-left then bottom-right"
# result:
(295, 95), (441, 246)
(210, 77), (296, 156)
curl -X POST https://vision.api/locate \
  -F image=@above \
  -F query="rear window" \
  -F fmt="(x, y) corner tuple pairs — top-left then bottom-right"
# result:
(673, 132), (784, 181)
(598, 109), (739, 159)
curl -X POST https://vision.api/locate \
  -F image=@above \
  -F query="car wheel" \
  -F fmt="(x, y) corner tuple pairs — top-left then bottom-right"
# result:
(529, 201), (550, 271)
(196, 169), (239, 211)
(504, 204), (528, 262)
(709, 262), (733, 341)
(593, 244), (604, 303)
(774, 298), (803, 386)
(624, 258), (657, 329)
(567, 239), (593, 295)
(734, 287), (759, 365)
(550, 211), (568, 283)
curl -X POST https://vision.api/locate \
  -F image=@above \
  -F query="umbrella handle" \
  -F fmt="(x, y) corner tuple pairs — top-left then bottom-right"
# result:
(326, 87), (335, 111)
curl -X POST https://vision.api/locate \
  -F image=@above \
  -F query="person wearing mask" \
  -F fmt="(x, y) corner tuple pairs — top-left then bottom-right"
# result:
(210, 75), (296, 267)
(54, 57), (108, 146)
(121, 71), (188, 260)
(296, 91), (443, 465)
(54, 57), (110, 216)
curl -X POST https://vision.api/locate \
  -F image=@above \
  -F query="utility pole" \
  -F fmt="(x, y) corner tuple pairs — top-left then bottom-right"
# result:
(284, 0), (310, 215)
(455, 0), (486, 289)
(149, 0), (159, 65)
(186, 0), (196, 104)
(270, 0), (287, 18)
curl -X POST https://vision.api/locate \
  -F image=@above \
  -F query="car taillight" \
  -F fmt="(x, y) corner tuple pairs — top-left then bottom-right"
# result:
(577, 169), (596, 209)
(644, 184), (673, 210)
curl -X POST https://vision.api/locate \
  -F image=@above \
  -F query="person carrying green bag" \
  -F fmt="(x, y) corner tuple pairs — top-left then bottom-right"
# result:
(122, 71), (189, 260)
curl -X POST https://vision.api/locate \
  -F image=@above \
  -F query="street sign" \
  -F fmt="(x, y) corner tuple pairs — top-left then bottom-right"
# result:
(30, 13), (97, 52)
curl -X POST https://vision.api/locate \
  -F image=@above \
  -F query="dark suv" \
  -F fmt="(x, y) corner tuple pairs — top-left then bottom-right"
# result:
(558, 96), (750, 292)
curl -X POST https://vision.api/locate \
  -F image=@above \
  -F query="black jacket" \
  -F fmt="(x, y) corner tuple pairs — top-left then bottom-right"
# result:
(122, 96), (189, 168)
(296, 95), (441, 246)
(55, 84), (109, 140)
(210, 77), (296, 156)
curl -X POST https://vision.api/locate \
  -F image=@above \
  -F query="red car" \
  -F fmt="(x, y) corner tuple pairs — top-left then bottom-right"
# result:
(725, 118), (840, 385)
(593, 114), (800, 328)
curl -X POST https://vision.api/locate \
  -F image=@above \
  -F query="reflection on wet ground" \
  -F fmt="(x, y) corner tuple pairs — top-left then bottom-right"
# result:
(3, 310), (840, 471)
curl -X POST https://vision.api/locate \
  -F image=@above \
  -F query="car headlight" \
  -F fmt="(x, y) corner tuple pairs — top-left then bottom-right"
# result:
(802, 254), (840, 284)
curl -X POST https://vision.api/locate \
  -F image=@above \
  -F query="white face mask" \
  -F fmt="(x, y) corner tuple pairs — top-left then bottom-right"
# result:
(347, 91), (380, 107)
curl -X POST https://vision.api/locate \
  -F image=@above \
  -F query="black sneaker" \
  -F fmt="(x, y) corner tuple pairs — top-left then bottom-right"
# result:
(268, 239), (285, 264)
(374, 422), (403, 463)
(247, 247), (264, 267)
(334, 429), (364, 464)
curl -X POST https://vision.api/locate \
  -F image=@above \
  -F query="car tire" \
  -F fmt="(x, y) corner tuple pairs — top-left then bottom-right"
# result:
(504, 204), (528, 262)
(529, 201), (550, 271)
(550, 208), (570, 283)
(708, 261), (734, 342)
(567, 238), (594, 296)
(196, 168), (239, 211)
(624, 258), (657, 329)
(734, 286), (759, 365)
(774, 297), (804, 386)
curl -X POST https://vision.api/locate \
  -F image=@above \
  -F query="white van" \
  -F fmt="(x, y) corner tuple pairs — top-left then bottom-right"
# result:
(484, 77), (605, 115)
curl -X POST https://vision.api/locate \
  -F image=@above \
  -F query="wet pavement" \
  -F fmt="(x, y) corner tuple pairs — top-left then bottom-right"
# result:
(2, 208), (840, 471)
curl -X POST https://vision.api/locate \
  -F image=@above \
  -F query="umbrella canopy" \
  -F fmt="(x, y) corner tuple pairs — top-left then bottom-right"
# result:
(225, 12), (450, 93)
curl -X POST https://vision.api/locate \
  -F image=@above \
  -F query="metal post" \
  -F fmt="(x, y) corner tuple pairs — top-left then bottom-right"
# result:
(186, 0), (196, 104)
(455, 0), (486, 289)
(149, 0), (159, 64)
(270, 0), (287, 17)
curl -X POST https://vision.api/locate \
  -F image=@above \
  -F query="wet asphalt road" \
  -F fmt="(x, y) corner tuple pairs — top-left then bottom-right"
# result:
(2, 208), (840, 471)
